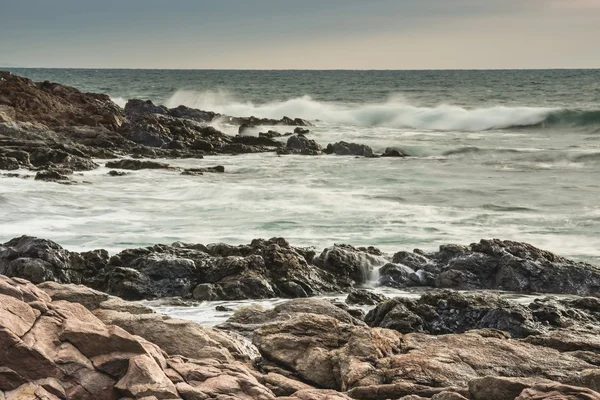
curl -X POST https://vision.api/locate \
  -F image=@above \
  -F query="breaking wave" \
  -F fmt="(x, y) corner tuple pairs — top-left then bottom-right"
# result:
(163, 90), (600, 132)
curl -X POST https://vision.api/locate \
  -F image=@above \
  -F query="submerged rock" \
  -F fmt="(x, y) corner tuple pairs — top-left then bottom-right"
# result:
(325, 141), (374, 157)
(105, 159), (172, 170)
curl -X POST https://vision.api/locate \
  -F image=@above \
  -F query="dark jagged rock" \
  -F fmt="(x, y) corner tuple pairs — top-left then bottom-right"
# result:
(34, 169), (71, 182)
(365, 290), (543, 338)
(0, 73), (318, 179)
(313, 244), (384, 284)
(260, 130), (284, 138)
(294, 127), (310, 135)
(123, 98), (168, 120)
(278, 134), (323, 155)
(0, 156), (19, 170)
(233, 135), (283, 147)
(239, 123), (254, 134)
(345, 289), (389, 306)
(325, 141), (374, 157)
(381, 147), (406, 157)
(105, 159), (172, 170)
(388, 239), (600, 296)
(167, 104), (217, 122)
(181, 165), (225, 175)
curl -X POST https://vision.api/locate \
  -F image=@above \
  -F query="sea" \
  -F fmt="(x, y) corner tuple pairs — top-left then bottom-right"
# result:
(1, 68), (600, 322)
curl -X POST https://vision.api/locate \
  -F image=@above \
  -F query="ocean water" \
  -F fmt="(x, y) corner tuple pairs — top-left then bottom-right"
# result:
(1, 68), (600, 266)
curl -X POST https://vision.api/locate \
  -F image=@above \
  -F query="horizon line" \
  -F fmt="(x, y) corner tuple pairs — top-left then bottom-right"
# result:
(2, 66), (600, 72)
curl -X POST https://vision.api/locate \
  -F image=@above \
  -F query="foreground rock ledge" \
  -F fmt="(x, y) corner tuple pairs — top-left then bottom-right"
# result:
(2, 275), (600, 400)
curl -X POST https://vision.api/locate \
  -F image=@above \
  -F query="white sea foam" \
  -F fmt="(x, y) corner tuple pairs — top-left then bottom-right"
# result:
(110, 96), (128, 108)
(164, 90), (556, 131)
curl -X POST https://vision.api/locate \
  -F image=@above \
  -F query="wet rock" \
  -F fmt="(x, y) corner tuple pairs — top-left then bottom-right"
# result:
(396, 239), (600, 296)
(294, 127), (310, 135)
(314, 244), (384, 284)
(167, 104), (217, 122)
(325, 141), (374, 157)
(108, 170), (128, 176)
(216, 305), (233, 312)
(233, 135), (283, 147)
(182, 165), (225, 175)
(105, 159), (171, 170)
(282, 134), (323, 154)
(239, 123), (254, 134)
(123, 99), (168, 120)
(259, 130), (284, 138)
(345, 289), (389, 306)
(381, 147), (406, 157)
(0, 157), (19, 170)
(34, 170), (70, 182)
(365, 290), (543, 338)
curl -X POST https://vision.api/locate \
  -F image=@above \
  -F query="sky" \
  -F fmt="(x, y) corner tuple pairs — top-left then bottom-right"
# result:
(0, 0), (599, 69)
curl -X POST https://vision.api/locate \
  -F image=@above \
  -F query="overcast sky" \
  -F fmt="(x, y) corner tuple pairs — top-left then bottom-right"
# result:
(1, 0), (599, 69)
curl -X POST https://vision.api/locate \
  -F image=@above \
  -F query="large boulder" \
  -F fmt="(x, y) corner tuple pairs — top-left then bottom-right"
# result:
(279, 134), (322, 155)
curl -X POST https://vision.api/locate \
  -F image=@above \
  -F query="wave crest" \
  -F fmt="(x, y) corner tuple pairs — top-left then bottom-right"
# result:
(163, 90), (599, 132)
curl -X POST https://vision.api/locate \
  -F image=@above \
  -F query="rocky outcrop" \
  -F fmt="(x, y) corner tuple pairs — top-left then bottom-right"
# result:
(3, 236), (600, 302)
(278, 134), (323, 155)
(325, 141), (374, 157)
(0, 71), (124, 130)
(233, 297), (600, 399)
(1, 236), (376, 301)
(384, 239), (600, 296)
(0, 72), (316, 177)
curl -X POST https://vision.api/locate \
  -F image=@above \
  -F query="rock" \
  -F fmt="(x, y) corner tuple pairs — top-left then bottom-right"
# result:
(216, 305), (233, 312)
(238, 124), (254, 134)
(345, 289), (389, 306)
(395, 239), (600, 296)
(0, 236), (108, 285)
(123, 99), (168, 121)
(34, 170), (70, 182)
(167, 105), (217, 122)
(0, 157), (19, 171)
(469, 376), (557, 400)
(365, 290), (543, 338)
(381, 147), (406, 157)
(114, 354), (178, 399)
(325, 141), (373, 157)
(182, 165), (225, 175)
(233, 135), (283, 147)
(283, 134), (322, 154)
(314, 244), (384, 284)
(93, 309), (260, 362)
(0, 71), (124, 130)
(515, 383), (600, 400)
(294, 127), (310, 135)
(221, 298), (363, 335)
(259, 130), (283, 138)
(105, 159), (171, 170)
(108, 170), (128, 176)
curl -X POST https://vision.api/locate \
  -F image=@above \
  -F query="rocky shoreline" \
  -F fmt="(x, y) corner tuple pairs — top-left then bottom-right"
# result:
(1, 235), (600, 398)
(0, 71), (404, 183)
